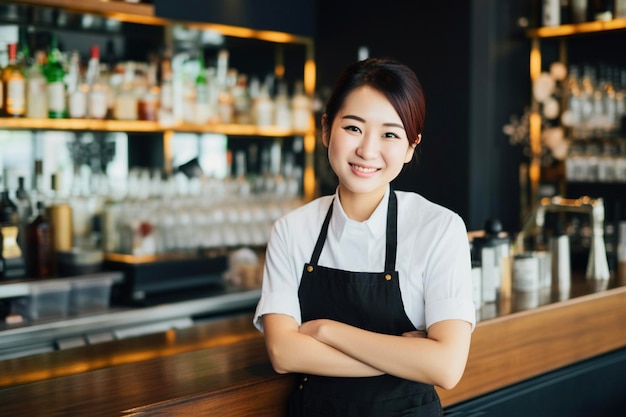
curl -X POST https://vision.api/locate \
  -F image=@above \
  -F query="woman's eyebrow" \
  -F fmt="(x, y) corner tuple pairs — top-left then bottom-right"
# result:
(341, 114), (404, 129)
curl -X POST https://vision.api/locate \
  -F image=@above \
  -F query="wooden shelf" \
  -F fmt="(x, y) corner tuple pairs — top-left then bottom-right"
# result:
(9, 0), (313, 45)
(527, 17), (626, 38)
(0, 117), (311, 137)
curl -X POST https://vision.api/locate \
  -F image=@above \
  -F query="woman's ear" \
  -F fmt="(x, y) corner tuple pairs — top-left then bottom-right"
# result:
(416, 133), (422, 145)
(321, 113), (330, 147)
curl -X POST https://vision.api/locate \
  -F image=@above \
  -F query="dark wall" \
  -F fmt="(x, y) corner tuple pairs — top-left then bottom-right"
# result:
(315, 0), (472, 222)
(315, 0), (531, 232)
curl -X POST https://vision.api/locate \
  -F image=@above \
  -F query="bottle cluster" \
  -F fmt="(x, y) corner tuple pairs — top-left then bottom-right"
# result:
(562, 64), (626, 140)
(541, 0), (626, 27)
(0, 39), (314, 131)
(566, 139), (626, 182)
(0, 139), (303, 281)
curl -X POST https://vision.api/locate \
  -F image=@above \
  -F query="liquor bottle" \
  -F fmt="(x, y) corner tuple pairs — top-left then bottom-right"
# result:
(113, 62), (138, 120)
(86, 46), (109, 120)
(44, 36), (67, 119)
(232, 74), (252, 124)
(15, 176), (32, 223)
(46, 173), (73, 253)
(571, 0), (589, 22)
(291, 80), (312, 132)
(542, 0), (561, 26)
(158, 57), (174, 125)
(26, 201), (53, 278)
(67, 51), (87, 119)
(254, 78), (274, 128)
(26, 51), (48, 118)
(138, 60), (159, 121)
(616, 0), (626, 18)
(274, 81), (292, 129)
(194, 51), (211, 124)
(2, 43), (26, 117)
(0, 181), (26, 279)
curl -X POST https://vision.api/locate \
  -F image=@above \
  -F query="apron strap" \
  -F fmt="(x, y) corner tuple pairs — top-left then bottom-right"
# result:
(385, 190), (398, 272)
(309, 190), (398, 271)
(309, 198), (334, 265)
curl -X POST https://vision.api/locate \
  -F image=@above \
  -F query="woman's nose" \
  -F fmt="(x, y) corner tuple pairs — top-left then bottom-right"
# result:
(355, 134), (378, 159)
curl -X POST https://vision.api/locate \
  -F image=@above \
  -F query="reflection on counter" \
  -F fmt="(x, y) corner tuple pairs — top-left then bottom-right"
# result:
(476, 270), (618, 322)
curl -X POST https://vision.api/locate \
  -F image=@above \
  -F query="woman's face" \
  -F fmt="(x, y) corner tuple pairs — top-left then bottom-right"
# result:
(323, 86), (416, 200)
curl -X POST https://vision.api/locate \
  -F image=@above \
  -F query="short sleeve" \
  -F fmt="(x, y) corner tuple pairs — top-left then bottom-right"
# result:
(423, 214), (476, 331)
(253, 217), (303, 332)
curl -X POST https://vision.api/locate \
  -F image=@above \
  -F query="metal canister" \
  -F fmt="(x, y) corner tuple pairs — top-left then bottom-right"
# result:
(47, 203), (73, 252)
(513, 252), (540, 292)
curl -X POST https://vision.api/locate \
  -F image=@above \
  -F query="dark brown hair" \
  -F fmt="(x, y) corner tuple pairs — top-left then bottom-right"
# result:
(322, 58), (426, 149)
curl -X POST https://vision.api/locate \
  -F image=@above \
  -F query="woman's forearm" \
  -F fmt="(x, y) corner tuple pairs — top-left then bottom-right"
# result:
(303, 319), (472, 389)
(263, 314), (384, 377)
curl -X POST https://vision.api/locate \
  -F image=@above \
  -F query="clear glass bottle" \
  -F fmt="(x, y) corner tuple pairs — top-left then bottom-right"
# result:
(67, 51), (87, 119)
(2, 43), (26, 117)
(291, 80), (312, 132)
(158, 57), (174, 125)
(86, 45), (109, 120)
(194, 51), (211, 124)
(26, 50), (48, 118)
(274, 81), (292, 129)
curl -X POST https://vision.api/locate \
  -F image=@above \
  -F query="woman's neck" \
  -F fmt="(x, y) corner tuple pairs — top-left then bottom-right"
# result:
(337, 186), (386, 222)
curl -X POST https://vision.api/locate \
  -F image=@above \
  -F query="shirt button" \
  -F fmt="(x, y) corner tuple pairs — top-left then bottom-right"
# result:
(299, 384), (304, 390)
(385, 274), (392, 281)
(307, 265), (314, 272)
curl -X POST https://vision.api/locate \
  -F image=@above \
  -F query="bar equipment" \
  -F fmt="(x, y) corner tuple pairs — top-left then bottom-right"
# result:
(516, 196), (610, 281)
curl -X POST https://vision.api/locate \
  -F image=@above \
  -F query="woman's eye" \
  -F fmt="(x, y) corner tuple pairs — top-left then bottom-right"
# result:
(383, 132), (401, 139)
(343, 125), (361, 133)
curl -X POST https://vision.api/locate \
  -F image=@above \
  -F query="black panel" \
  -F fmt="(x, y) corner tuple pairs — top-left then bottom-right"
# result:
(445, 347), (626, 417)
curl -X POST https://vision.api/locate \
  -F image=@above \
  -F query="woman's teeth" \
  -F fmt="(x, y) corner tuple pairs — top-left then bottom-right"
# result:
(351, 164), (378, 173)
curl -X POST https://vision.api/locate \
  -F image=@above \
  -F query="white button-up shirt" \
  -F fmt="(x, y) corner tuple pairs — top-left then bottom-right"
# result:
(254, 186), (476, 332)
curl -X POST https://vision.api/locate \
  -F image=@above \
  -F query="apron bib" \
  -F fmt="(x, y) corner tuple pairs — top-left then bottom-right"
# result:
(291, 190), (442, 417)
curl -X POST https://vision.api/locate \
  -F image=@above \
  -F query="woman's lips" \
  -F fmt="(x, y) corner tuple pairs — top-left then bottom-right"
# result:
(350, 163), (380, 174)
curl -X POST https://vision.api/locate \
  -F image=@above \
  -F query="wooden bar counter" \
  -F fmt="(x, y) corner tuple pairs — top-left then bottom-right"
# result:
(1, 273), (625, 416)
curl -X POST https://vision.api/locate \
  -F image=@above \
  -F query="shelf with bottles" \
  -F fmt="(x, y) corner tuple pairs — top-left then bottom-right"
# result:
(0, 118), (313, 136)
(522, 2), (626, 213)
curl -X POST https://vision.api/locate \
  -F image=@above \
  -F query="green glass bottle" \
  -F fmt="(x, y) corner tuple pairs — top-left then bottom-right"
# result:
(43, 35), (67, 119)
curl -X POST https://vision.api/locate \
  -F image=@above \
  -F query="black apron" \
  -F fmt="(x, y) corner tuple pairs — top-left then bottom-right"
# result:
(291, 191), (442, 417)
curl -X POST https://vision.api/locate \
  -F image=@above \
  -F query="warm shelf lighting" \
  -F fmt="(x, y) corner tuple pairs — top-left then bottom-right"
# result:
(527, 17), (626, 38)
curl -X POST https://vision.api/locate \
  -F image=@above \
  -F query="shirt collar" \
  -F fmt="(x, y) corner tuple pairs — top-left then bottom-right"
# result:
(330, 186), (390, 241)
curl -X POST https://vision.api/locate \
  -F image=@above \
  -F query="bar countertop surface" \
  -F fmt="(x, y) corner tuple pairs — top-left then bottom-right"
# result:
(1, 273), (625, 416)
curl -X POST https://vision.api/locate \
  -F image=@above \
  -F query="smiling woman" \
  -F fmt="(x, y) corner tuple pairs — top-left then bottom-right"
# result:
(254, 58), (475, 417)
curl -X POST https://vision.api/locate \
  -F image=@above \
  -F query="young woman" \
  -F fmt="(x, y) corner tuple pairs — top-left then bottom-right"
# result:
(253, 58), (475, 417)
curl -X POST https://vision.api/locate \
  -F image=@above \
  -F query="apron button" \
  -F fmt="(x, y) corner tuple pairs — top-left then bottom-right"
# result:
(385, 274), (392, 281)
(307, 265), (314, 272)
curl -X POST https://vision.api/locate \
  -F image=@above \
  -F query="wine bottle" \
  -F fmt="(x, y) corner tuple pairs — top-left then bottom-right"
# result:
(44, 36), (67, 119)
(26, 201), (53, 278)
